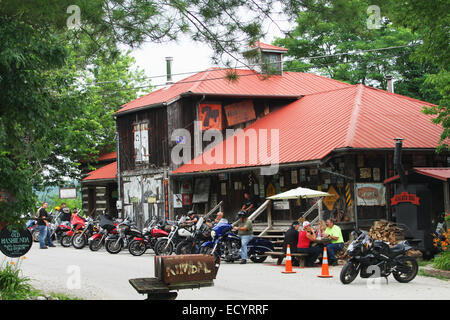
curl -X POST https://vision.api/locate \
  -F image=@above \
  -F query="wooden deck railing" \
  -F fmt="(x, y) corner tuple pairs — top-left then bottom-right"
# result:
(204, 200), (224, 220)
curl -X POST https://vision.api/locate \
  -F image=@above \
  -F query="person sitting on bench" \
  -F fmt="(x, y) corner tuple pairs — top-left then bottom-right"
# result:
(283, 221), (300, 266)
(296, 221), (323, 267)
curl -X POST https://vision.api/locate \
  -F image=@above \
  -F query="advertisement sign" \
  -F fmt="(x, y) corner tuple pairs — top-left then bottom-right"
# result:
(356, 183), (386, 206)
(323, 185), (339, 211)
(273, 200), (290, 210)
(199, 103), (222, 131)
(224, 100), (256, 126)
(173, 194), (183, 208)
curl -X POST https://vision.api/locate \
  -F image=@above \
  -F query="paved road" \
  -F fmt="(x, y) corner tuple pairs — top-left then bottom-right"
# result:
(11, 244), (450, 300)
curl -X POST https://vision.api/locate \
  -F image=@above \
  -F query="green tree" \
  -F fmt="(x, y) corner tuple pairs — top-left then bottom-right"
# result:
(273, 0), (441, 104)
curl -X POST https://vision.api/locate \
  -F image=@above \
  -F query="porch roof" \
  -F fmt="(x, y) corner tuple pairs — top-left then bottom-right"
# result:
(82, 161), (117, 183)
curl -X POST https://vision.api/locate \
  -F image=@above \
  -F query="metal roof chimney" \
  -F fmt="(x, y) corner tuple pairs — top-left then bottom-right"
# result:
(166, 57), (173, 85)
(386, 75), (394, 93)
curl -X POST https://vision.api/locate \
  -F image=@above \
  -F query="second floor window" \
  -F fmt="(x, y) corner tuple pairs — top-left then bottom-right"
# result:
(133, 122), (149, 163)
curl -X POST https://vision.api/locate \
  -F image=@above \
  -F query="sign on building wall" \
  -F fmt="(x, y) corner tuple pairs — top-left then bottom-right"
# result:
(133, 123), (149, 163)
(224, 100), (256, 127)
(323, 185), (339, 211)
(355, 183), (386, 206)
(273, 200), (290, 210)
(192, 178), (211, 203)
(0, 227), (32, 258)
(199, 103), (222, 131)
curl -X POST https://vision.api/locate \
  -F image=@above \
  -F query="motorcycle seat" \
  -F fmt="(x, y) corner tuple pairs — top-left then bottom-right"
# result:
(390, 242), (407, 255)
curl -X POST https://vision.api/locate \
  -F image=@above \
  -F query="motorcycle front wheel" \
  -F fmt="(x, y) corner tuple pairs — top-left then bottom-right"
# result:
(89, 238), (103, 251)
(250, 253), (268, 263)
(340, 261), (359, 284)
(72, 234), (87, 249)
(129, 240), (147, 256)
(154, 239), (174, 256)
(393, 256), (418, 283)
(105, 239), (123, 254)
(60, 235), (72, 247)
(32, 229), (40, 242)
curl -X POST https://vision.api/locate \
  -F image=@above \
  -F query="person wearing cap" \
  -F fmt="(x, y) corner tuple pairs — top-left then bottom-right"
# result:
(59, 203), (71, 223)
(232, 211), (253, 264)
(296, 221), (322, 267)
(283, 221), (300, 266)
(185, 210), (199, 225)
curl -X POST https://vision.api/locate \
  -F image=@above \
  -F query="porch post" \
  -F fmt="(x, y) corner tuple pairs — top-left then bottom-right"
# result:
(267, 200), (272, 228)
(318, 198), (323, 221)
(444, 181), (450, 213)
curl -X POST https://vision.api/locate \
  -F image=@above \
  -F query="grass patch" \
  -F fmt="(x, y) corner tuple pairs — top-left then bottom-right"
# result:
(417, 259), (432, 267)
(0, 257), (82, 300)
(432, 252), (450, 271)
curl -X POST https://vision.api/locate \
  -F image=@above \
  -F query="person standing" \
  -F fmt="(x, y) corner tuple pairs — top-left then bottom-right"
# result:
(232, 211), (253, 264)
(324, 218), (345, 266)
(36, 202), (55, 249)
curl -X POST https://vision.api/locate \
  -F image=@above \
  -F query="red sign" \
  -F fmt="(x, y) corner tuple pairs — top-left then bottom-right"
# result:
(224, 100), (256, 126)
(199, 103), (222, 131)
(391, 192), (420, 206)
(182, 194), (192, 206)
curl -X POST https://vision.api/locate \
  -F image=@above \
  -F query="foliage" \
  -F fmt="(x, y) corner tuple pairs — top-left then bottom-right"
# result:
(432, 252), (450, 271)
(0, 257), (32, 300)
(273, 0), (441, 104)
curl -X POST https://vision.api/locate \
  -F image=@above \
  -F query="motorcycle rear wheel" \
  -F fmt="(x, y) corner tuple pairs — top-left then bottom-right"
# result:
(89, 238), (103, 251)
(340, 261), (359, 284)
(105, 239), (123, 254)
(393, 256), (418, 283)
(250, 255), (267, 263)
(60, 235), (72, 247)
(176, 240), (196, 255)
(129, 240), (147, 256)
(72, 234), (87, 249)
(154, 239), (174, 256)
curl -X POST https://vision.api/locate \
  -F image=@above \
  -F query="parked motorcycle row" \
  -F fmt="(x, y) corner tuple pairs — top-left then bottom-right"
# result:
(26, 211), (275, 263)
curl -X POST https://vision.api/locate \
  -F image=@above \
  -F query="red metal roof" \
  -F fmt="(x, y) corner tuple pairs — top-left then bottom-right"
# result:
(413, 168), (450, 181)
(251, 41), (288, 52)
(116, 69), (352, 114)
(97, 151), (117, 162)
(83, 161), (117, 182)
(172, 84), (442, 174)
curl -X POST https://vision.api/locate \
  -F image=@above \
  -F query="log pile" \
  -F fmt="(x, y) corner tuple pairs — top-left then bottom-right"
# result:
(368, 220), (405, 245)
(336, 241), (350, 260)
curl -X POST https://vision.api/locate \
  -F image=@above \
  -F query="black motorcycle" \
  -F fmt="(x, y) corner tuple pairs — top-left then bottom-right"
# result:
(340, 230), (418, 284)
(105, 216), (141, 254)
(175, 216), (211, 255)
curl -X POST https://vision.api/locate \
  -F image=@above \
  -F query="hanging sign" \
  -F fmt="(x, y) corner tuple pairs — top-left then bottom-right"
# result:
(0, 227), (33, 258)
(391, 192), (420, 206)
(323, 185), (340, 211)
(224, 100), (256, 126)
(199, 103), (222, 131)
(182, 194), (192, 206)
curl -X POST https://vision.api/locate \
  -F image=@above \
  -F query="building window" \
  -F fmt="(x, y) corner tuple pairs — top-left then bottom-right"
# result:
(133, 122), (149, 163)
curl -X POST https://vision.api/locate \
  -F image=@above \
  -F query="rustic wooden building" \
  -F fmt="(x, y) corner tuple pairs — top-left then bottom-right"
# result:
(81, 152), (118, 217)
(115, 42), (449, 239)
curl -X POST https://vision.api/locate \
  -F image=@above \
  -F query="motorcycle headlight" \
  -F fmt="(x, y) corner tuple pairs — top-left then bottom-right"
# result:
(211, 230), (216, 238)
(347, 242), (355, 253)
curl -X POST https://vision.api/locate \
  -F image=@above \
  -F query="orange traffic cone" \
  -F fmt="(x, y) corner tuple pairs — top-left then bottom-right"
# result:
(282, 244), (296, 274)
(317, 247), (333, 278)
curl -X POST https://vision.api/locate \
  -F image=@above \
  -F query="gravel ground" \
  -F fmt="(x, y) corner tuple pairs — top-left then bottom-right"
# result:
(11, 244), (450, 300)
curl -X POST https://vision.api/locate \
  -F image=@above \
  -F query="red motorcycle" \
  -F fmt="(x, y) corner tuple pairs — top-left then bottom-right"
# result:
(128, 218), (169, 256)
(88, 214), (119, 251)
(60, 214), (86, 247)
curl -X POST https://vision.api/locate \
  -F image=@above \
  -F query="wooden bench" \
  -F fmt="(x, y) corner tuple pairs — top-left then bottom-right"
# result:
(129, 277), (214, 300)
(264, 251), (309, 267)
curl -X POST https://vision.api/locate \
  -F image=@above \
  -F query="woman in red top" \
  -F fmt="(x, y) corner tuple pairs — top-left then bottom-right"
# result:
(297, 221), (323, 267)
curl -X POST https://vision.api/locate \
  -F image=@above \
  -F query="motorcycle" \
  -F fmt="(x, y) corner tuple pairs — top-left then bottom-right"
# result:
(105, 216), (141, 254)
(128, 218), (169, 256)
(199, 221), (274, 263)
(175, 216), (211, 255)
(60, 214), (86, 247)
(340, 230), (419, 284)
(153, 215), (194, 256)
(88, 214), (119, 251)
(72, 216), (98, 249)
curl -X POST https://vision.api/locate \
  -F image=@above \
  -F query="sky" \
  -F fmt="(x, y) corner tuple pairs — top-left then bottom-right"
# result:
(128, 7), (292, 89)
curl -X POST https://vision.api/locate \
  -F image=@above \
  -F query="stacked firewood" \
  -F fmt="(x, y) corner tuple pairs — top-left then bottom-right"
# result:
(368, 220), (405, 245)
(336, 241), (350, 260)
